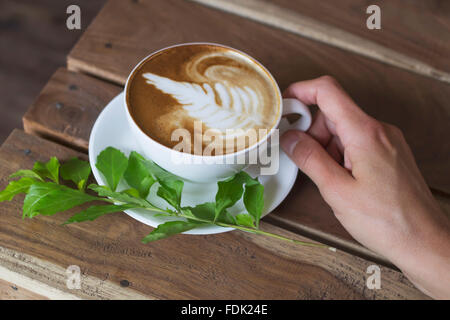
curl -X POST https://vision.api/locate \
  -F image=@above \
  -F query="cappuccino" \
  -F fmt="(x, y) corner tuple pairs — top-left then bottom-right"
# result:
(126, 44), (280, 155)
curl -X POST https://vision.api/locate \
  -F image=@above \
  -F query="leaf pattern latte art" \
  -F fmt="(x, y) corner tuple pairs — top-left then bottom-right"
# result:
(143, 73), (266, 133)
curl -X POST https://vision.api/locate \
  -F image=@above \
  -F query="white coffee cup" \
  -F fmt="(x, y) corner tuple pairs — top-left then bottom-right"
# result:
(124, 43), (311, 183)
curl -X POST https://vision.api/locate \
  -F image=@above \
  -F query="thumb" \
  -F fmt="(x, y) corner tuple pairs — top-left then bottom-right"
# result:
(281, 130), (352, 191)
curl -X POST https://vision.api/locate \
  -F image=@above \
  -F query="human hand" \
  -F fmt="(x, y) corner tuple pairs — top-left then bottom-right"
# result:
(280, 76), (450, 299)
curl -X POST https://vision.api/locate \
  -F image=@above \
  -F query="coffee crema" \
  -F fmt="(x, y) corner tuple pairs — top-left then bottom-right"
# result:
(126, 44), (280, 155)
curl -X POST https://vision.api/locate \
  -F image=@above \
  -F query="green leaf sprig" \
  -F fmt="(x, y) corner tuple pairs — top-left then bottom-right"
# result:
(0, 147), (328, 248)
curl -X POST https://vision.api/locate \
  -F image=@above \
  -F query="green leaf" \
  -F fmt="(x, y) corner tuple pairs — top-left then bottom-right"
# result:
(156, 180), (183, 210)
(153, 213), (170, 217)
(123, 151), (156, 198)
(131, 152), (184, 210)
(33, 157), (60, 183)
(64, 204), (135, 224)
(60, 158), (91, 191)
(23, 182), (99, 218)
(235, 213), (256, 228)
(184, 202), (214, 220)
(243, 183), (264, 228)
(145, 161), (183, 209)
(214, 172), (250, 222)
(95, 147), (128, 191)
(214, 171), (264, 227)
(77, 180), (86, 191)
(141, 221), (201, 243)
(0, 178), (36, 202)
(122, 188), (141, 198)
(183, 202), (236, 225)
(88, 184), (153, 208)
(221, 211), (237, 225)
(46, 157), (60, 183)
(32, 162), (47, 178)
(9, 170), (44, 182)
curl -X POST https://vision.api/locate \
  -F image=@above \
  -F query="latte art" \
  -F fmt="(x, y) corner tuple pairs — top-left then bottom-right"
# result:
(142, 73), (265, 132)
(126, 44), (280, 155)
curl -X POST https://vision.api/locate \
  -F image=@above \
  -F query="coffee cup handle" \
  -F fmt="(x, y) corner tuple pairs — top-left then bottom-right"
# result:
(280, 98), (312, 134)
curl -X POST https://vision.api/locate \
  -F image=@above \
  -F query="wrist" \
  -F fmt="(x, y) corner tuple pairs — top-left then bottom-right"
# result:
(392, 208), (450, 299)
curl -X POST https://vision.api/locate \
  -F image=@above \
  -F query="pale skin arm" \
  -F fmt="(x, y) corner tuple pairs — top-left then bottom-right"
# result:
(280, 76), (450, 299)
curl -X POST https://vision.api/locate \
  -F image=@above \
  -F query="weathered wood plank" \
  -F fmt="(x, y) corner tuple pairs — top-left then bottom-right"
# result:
(23, 68), (121, 151)
(0, 0), (106, 145)
(189, 0), (450, 83)
(0, 245), (148, 300)
(66, 0), (450, 194)
(0, 278), (48, 300)
(0, 130), (428, 299)
(271, 0), (450, 75)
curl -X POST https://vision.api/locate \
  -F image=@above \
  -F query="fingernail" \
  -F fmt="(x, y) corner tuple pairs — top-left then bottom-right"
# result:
(281, 131), (301, 155)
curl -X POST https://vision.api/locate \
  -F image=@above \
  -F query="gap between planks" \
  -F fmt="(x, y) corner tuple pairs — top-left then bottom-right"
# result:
(187, 0), (450, 84)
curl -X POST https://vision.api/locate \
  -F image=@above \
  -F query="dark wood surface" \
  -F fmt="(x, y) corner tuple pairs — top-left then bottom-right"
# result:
(0, 0), (106, 145)
(23, 68), (121, 151)
(67, 0), (450, 195)
(269, 0), (450, 73)
(188, 0), (450, 84)
(0, 279), (47, 300)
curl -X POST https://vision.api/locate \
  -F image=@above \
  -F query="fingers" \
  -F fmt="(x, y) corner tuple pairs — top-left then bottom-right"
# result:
(283, 76), (372, 146)
(308, 111), (344, 163)
(281, 130), (353, 192)
(308, 111), (332, 146)
(326, 136), (344, 164)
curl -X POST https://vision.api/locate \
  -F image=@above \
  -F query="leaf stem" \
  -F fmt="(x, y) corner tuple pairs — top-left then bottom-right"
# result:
(142, 207), (329, 249)
(215, 222), (329, 248)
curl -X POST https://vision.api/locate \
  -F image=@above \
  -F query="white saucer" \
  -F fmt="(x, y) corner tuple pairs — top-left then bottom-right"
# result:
(88, 92), (298, 235)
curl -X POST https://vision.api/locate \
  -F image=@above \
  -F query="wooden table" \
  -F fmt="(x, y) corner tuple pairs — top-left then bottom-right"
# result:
(1, 0), (449, 299)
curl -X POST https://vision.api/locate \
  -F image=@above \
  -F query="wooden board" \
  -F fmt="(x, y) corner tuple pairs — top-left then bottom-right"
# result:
(67, 0), (450, 195)
(0, 279), (48, 300)
(0, 130), (428, 299)
(189, 0), (450, 83)
(269, 0), (450, 74)
(0, 0), (106, 145)
(23, 68), (121, 151)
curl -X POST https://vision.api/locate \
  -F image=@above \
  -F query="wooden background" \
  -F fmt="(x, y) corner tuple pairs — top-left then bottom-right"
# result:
(0, 0), (106, 145)
(1, 0), (449, 299)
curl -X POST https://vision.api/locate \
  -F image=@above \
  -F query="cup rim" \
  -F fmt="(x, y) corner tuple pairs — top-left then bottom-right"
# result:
(124, 42), (283, 160)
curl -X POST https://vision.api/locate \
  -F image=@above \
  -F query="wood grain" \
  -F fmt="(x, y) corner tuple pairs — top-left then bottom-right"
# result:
(66, 0), (450, 194)
(0, 130), (428, 299)
(189, 0), (450, 83)
(269, 0), (450, 75)
(0, 245), (148, 300)
(0, 0), (106, 145)
(0, 278), (48, 300)
(23, 68), (121, 151)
